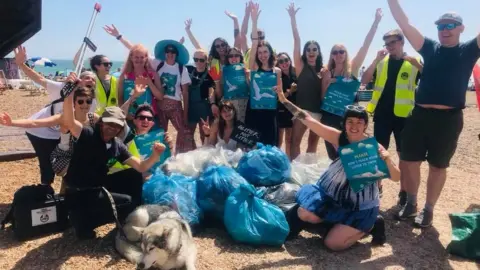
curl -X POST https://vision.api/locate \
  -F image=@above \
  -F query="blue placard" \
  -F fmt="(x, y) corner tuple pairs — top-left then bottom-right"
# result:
(321, 76), (361, 116)
(222, 64), (249, 100)
(338, 137), (390, 193)
(250, 71), (277, 110)
(123, 79), (153, 116)
(134, 129), (172, 172)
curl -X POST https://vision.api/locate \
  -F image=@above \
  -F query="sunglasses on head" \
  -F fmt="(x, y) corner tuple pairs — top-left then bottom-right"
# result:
(165, 47), (178, 54)
(437, 23), (460, 31)
(345, 105), (366, 112)
(136, 115), (154, 122)
(383, 39), (401, 47)
(277, 58), (290, 64)
(332, 50), (346, 55)
(215, 43), (227, 49)
(193, 57), (206, 63)
(228, 54), (242, 59)
(307, 47), (318, 53)
(76, 99), (93, 105)
(101, 62), (113, 67)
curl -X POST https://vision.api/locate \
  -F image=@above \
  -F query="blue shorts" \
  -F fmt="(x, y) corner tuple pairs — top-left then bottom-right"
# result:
(296, 184), (378, 233)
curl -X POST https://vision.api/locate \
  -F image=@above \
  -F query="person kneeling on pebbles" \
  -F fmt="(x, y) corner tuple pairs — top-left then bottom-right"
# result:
(274, 86), (400, 251)
(61, 75), (171, 239)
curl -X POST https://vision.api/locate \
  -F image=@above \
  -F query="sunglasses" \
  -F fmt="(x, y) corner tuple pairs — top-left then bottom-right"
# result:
(345, 105), (366, 112)
(228, 54), (242, 59)
(437, 23), (460, 31)
(277, 58), (290, 65)
(193, 58), (206, 63)
(307, 47), (318, 53)
(101, 62), (113, 67)
(332, 50), (346, 55)
(383, 39), (400, 47)
(165, 47), (178, 54)
(215, 43), (227, 49)
(136, 115), (154, 122)
(76, 99), (93, 105)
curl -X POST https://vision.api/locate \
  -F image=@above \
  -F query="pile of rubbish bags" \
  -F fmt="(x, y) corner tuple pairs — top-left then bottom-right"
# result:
(142, 143), (330, 246)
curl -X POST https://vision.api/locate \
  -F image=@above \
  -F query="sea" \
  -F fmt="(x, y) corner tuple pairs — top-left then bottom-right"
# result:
(33, 59), (124, 76)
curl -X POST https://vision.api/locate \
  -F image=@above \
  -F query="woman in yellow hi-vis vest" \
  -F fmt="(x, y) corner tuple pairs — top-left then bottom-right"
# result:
(90, 55), (119, 114)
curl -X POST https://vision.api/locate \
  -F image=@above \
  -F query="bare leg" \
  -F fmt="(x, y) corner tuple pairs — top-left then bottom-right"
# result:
(189, 123), (198, 149)
(290, 119), (307, 160)
(425, 165), (447, 208)
(278, 128), (285, 149)
(401, 161), (422, 197)
(285, 128), (293, 159)
(324, 224), (365, 251)
(306, 130), (320, 153)
(297, 207), (322, 224)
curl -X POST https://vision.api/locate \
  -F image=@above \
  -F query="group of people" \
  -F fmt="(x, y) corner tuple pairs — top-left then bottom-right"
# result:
(1, 0), (479, 252)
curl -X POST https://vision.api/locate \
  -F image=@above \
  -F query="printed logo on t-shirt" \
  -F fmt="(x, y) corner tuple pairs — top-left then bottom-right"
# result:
(401, 72), (409, 80)
(161, 73), (178, 97)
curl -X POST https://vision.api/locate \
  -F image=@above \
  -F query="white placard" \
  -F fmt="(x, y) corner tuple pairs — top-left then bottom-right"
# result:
(31, 206), (57, 227)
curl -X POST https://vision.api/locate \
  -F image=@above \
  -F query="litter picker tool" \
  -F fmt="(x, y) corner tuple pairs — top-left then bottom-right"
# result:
(60, 3), (102, 98)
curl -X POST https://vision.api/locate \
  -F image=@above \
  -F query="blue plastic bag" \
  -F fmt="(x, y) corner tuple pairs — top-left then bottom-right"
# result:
(196, 165), (249, 219)
(237, 143), (291, 186)
(224, 184), (290, 246)
(142, 172), (202, 225)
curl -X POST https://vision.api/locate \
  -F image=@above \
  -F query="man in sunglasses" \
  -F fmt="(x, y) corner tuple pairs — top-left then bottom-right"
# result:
(362, 29), (422, 202)
(388, 0), (480, 228)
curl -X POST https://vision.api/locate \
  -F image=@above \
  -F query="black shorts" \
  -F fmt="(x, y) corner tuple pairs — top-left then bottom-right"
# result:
(400, 106), (463, 168)
(373, 116), (405, 152)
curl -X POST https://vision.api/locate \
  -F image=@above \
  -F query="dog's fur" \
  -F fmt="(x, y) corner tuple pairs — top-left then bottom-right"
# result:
(115, 205), (197, 270)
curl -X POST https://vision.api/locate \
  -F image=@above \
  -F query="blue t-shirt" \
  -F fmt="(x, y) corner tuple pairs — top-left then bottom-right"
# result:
(416, 37), (480, 108)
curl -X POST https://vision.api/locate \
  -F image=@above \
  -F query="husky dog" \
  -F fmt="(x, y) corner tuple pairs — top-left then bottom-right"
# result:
(115, 205), (197, 270)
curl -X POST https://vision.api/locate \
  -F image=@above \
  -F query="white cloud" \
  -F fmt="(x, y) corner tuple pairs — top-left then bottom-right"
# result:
(254, 73), (261, 78)
(358, 143), (365, 148)
(341, 148), (354, 155)
(234, 65), (243, 71)
(365, 144), (374, 149)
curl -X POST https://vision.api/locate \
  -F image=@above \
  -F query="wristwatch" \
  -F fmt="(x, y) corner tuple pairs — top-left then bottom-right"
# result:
(116, 35), (122, 40)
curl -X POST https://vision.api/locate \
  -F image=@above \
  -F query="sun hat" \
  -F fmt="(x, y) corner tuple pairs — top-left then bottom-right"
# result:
(435, 12), (463, 25)
(101, 106), (125, 127)
(154, 39), (190, 65)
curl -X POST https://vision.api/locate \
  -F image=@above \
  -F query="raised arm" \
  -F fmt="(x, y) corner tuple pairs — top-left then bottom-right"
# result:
(184, 19), (203, 50)
(351, 9), (383, 77)
(225, 11), (241, 49)
(200, 117), (219, 146)
(274, 86), (341, 146)
(14, 46), (47, 88)
(124, 142), (167, 173)
(387, 0), (424, 51)
(73, 44), (82, 67)
(104, 24), (135, 50)
(249, 3), (261, 71)
(240, 1), (252, 53)
(0, 112), (61, 128)
(361, 49), (387, 84)
(62, 75), (83, 138)
(287, 3), (303, 76)
(378, 144), (400, 182)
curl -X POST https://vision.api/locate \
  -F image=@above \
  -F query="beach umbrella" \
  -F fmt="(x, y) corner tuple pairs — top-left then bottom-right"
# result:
(28, 57), (57, 67)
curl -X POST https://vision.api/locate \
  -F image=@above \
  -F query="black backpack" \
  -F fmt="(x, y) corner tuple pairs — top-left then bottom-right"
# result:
(1, 184), (69, 240)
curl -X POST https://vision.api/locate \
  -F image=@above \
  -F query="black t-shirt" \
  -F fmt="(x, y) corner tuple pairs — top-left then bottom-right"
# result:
(278, 72), (297, 111)
(187, 65), (215, 100)
(373, 58), (421, 120)
(65, 124), (132, 188)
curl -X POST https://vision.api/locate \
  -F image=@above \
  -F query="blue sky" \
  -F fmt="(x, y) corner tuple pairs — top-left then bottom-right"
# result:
(8, 0), (480, 66)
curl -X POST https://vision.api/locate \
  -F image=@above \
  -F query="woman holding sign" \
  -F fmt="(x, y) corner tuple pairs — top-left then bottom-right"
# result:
(244, 3), (282, 146)
(218, 47), (250, 123)
(287, 3), (325, 160)
(320, 8), (383, 160)
(117, 44), (163, 121)
(275, 87), (400, 251)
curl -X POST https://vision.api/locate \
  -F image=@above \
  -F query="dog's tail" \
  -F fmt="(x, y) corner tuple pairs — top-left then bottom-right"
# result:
(115, 230), (143, 264)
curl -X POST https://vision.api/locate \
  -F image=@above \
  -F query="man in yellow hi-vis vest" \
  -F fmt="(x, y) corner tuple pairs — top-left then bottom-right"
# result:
(361, 29), (422, 206)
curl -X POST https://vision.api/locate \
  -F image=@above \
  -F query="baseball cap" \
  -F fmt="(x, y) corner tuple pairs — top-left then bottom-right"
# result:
(435, 12), (463, 25)
(101, 106), (125, 127)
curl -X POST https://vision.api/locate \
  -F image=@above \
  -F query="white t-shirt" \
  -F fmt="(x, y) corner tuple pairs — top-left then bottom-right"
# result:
(25, 80), (96, 140)
(149, 58), (191, 101)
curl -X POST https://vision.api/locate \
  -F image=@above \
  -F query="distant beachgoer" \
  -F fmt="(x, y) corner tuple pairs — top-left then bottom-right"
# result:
(388, 0), (480, 227)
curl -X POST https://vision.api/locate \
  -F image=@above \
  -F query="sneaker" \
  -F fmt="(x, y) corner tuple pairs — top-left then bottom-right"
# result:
(397, 191), (407, 207)
(414, 209), (433, 228)
(370, 215), (386, 246)
(396, 203), (418, 220)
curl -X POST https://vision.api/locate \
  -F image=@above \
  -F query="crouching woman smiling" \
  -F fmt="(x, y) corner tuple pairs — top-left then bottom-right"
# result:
(274, 86), (400, 251)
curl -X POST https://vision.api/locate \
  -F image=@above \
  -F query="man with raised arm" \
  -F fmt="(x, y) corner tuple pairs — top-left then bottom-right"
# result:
(387, 0), (480, 227)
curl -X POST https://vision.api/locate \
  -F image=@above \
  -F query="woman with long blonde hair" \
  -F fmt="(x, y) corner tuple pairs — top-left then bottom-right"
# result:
(117, 44), (163, 121)
(320, 8), (383, 160)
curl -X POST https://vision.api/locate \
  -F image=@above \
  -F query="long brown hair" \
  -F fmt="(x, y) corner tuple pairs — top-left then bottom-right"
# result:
(121, 44), (154, 75)
(218, 100), (238, 139)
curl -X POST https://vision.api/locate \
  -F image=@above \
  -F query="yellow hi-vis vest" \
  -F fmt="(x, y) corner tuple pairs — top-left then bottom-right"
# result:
(95, 76), (118, 115)
(366, 56), (420, 117)
(108, 140), (141, 174)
